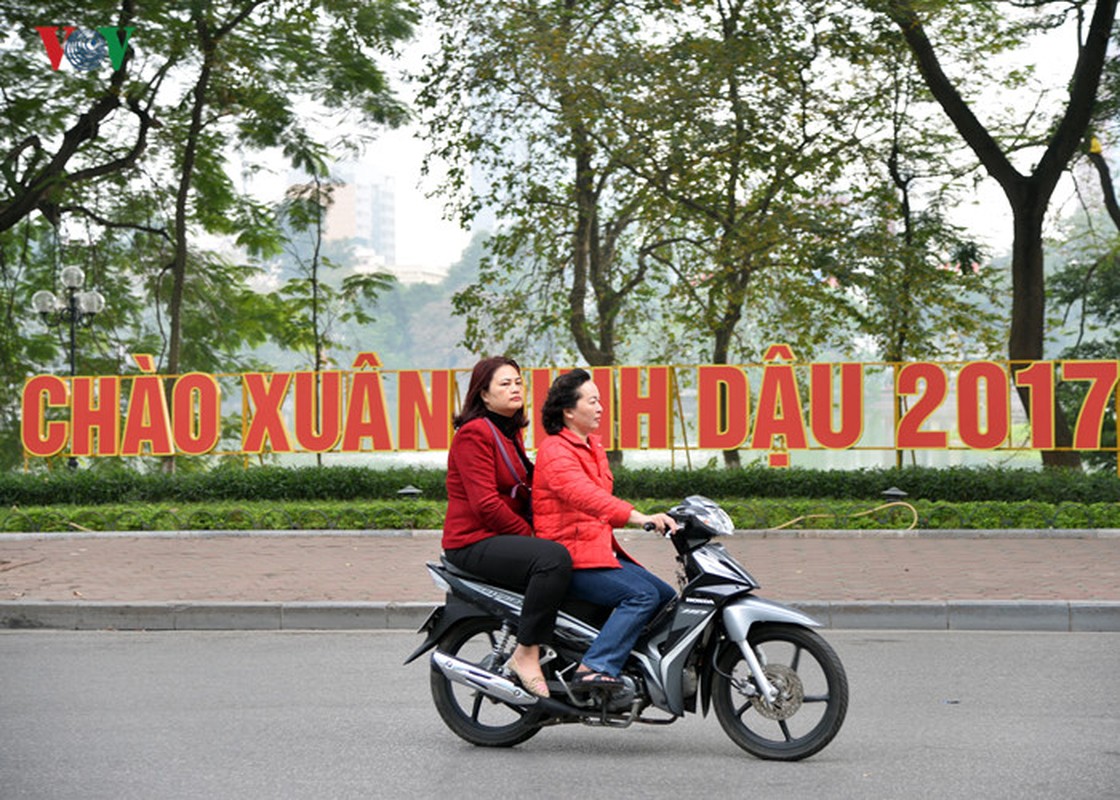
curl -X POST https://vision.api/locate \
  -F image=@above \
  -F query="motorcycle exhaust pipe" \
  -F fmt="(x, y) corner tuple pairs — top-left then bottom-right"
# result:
(432, 651), (535, 705)
(431, 651), (581, 715)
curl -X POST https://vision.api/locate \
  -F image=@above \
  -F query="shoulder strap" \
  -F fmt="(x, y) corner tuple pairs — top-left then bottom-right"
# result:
(484, 418), (527, 486)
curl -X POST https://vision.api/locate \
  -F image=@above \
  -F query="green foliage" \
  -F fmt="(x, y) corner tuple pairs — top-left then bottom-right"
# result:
(421, 0), (671, 366)
(366, 241), (480, 368)
(1, 3), (1113, 480)
(0, 0), (417, 461)
(0, 465), (448, 506)
(1047, 198), (1120, 473)
(0, 499), (445, 533)
(695, 498), (1120, 530)
(3, 494), (1117, 533)
(874, 0), (1117, 470)
(612, 465), (1120, 504)
(420, 0), (1018, 382)
(2, 466), (1117, 534)
(603, 1), (877, 365)
(837, 181), (1007, 363)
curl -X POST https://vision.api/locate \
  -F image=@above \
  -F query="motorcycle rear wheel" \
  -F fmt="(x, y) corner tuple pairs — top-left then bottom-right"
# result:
(712, 623), (848, 761)
(430, 617), (544, 747)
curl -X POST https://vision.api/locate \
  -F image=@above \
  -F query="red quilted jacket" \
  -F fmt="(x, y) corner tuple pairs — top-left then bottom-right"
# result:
(442, 417), (533, 550)
(531, 428), (635, 568)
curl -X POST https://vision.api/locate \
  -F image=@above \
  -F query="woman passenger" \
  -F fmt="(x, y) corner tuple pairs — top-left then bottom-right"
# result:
(532, 369), (676, 688)
(441, 357), (572, 698)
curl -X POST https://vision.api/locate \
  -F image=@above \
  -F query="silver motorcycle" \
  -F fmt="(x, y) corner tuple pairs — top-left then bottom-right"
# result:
(405, 495), (848, 760)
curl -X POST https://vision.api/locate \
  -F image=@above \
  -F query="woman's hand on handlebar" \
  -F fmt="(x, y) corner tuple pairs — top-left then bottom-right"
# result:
(630, 510), (677, 534)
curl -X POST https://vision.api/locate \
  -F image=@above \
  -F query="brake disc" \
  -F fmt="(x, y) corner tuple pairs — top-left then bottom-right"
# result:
(749, 663), (804, 721)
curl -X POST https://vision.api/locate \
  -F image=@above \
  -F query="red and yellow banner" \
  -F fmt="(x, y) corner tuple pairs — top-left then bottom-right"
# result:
(19, 347), (1120, 467)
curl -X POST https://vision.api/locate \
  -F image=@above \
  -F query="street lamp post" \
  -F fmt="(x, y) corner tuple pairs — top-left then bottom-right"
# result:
(31, 266), (105, 468)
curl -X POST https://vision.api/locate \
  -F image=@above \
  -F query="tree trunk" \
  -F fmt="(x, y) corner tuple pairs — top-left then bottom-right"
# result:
(712, 289), (744, 469)
(1008, 202), (1079, 468)
(566, 129), (624, 467)
(162, 27), (215, 473)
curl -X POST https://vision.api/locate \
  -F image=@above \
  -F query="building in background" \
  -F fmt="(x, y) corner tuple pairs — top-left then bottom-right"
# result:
(283, 161), (453, 284)
(321, 163), (396, 268)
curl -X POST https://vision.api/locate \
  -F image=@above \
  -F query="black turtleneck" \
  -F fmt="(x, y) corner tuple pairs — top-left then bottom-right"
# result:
(484, 410), (533, 476)
(485, 409), (520, 439)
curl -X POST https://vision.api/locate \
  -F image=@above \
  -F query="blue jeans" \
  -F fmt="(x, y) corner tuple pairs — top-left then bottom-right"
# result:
(568, 560), (676, 676)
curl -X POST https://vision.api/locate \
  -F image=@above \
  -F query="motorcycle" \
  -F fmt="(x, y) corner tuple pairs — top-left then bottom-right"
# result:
(405, 495), (848, 761)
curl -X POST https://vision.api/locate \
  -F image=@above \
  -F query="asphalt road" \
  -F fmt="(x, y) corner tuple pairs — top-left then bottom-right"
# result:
(1, 630), (1117, 799)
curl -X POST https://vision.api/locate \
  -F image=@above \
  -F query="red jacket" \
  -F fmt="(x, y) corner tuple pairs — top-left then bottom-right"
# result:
(531, 428), (635, 568)
(442, 417), (533, 550)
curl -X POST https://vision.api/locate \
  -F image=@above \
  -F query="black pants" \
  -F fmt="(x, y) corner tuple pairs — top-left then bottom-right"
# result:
(444, 535), (572, 645)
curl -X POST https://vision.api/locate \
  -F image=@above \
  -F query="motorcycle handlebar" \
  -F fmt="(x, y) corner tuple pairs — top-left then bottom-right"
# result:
(643, 520), (675, 537)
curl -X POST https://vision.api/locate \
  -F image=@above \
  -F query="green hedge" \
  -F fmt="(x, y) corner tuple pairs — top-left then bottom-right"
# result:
(2, 497), (1118, 533)
(708, 499), (1120, 530)
(0, 500), (445, 533)
(2, 464), (1119, 506)
(613, 465), (1120, 504)
(0, 465), (448, 505)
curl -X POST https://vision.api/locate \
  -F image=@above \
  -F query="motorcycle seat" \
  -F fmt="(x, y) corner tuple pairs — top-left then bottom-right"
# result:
(438, 555), (477, 580)
(439, 555), (614, 627)
(560, 597), (612, 628)
(438, 555), (531, 593)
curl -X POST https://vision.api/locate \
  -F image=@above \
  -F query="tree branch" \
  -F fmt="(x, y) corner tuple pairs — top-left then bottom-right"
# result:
(1087, 143), (1120, 231)
(0, 0), (147, 232)
(55, 204), (170, 240)
(884, 0), (1021, 190)
(1034, 0), (1118, 188)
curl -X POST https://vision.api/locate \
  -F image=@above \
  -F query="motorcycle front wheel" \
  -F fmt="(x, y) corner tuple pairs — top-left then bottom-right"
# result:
(430, 616), (544, 747)
(712, 623), (848, 761)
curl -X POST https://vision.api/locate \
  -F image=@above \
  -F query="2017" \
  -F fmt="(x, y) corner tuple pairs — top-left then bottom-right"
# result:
(897, 361), (1119, 450)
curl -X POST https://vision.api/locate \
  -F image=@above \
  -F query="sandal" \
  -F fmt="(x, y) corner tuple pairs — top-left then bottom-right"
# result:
(503, 658), (550, 699)
(571, 669), (623, 690)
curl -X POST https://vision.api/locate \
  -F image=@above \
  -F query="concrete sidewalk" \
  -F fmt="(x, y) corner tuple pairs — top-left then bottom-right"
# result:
(2, 529), (1118, 632)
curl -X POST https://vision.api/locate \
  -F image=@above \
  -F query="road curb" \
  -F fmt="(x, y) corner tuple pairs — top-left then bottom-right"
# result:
(2, 600), (1117, 633)
(2, 528), (1118, 542)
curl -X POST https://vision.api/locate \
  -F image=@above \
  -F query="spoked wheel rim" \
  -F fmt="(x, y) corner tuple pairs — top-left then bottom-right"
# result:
(430, 617), (543, 747)
(713, 623), (848, 761)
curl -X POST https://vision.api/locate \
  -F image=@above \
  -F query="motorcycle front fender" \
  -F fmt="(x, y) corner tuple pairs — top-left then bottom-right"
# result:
(721, 595), (821, 643)
(699, 596), (822, 717)
(402, 595), (494, 665)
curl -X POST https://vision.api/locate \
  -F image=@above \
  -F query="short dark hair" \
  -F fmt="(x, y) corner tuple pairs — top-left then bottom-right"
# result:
(540, 368), (592, 435)
(453, 356), (526, 429)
